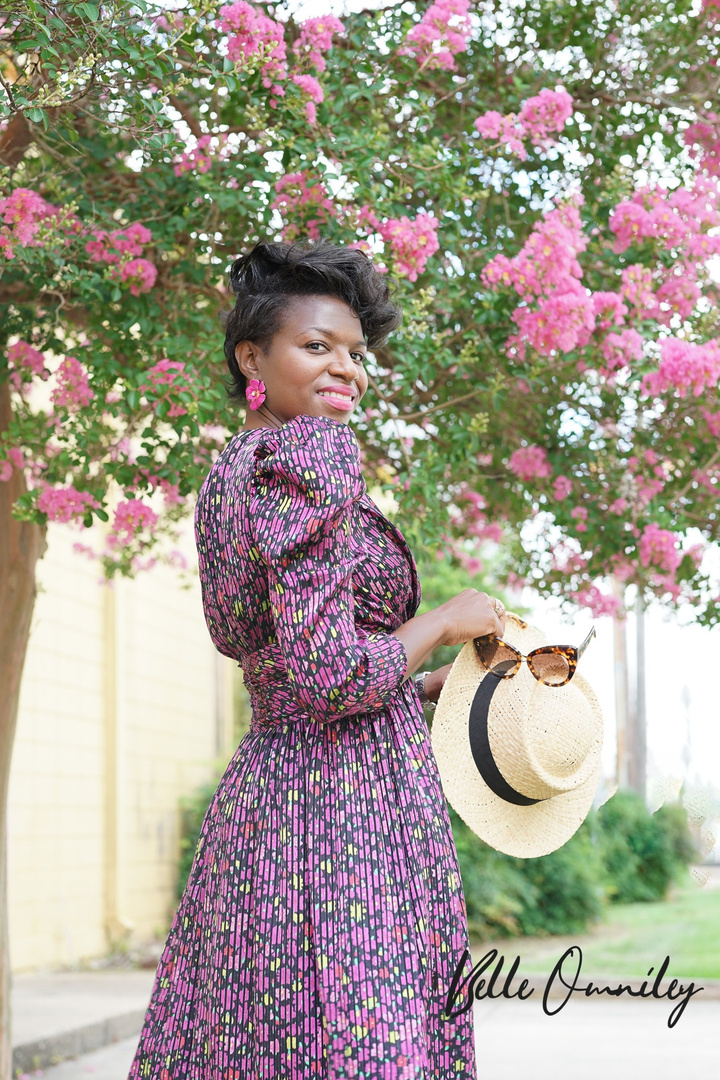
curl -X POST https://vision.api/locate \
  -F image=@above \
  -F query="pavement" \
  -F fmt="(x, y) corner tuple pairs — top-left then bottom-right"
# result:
(12, 970), (154, 1078)
(12, 867), (720, 1078)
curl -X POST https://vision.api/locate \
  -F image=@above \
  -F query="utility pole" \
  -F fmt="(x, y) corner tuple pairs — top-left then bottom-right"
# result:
(611, 575), (630, 790)
(680, 683), (691, 780)
(629, 585), (647, 799)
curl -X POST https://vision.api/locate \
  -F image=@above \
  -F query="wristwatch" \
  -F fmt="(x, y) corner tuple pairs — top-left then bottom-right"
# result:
(413, 670), (436, 711)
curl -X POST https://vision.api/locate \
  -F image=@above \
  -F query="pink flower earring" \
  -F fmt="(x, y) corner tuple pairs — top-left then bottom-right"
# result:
(245, 378), (266, 410)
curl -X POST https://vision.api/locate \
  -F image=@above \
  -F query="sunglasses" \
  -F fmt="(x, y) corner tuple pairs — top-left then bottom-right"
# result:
(473, 619), (597, 687)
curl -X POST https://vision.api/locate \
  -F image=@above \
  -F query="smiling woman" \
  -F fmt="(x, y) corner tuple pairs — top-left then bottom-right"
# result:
(127, 238), (501, 1080)
(222, 238), (402, 431)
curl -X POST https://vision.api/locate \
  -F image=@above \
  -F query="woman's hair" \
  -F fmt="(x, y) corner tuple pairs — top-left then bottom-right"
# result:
(222, 238), (403, 403)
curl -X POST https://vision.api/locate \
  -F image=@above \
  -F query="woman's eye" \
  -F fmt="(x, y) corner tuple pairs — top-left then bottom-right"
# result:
(352, 353), (366, 364)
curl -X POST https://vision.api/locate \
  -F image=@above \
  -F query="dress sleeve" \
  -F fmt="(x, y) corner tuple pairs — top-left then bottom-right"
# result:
(249, 415), (409, 724)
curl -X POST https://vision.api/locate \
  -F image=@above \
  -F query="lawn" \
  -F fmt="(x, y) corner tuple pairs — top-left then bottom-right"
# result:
(469, 869), (720, 981)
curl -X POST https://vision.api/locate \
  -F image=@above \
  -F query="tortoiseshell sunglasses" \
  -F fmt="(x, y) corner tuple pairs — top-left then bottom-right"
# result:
(473, 619), (597, 687)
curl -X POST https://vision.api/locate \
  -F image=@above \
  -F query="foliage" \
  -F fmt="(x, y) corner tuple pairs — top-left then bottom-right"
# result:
(451, 804), (606, 939)
(177, 770), (223, 898)
(595, 788), (698, 902)
(1, 0), (720, 623)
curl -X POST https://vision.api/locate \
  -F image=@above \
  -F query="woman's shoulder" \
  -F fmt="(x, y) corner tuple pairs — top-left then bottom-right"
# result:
(251, 414), (365, 501)
(254, 413), (359, 456)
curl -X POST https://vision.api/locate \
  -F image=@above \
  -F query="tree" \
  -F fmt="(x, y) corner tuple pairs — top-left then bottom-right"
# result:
(2, 0), (720, 1071)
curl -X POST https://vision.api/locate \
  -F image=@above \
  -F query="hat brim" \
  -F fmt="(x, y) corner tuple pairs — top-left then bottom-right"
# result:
(431, 639), (604, 859)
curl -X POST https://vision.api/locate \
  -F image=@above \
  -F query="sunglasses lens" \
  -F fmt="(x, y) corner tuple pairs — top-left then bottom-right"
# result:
(529, 649), (570, 685)
(475, 639), (519, 677)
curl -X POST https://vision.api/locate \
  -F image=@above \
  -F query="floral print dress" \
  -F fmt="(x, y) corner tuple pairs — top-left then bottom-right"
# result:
(128, 412), (477, 1080)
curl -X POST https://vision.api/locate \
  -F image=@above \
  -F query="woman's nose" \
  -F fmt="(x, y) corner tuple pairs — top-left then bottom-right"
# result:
(329, 351), (359, 377)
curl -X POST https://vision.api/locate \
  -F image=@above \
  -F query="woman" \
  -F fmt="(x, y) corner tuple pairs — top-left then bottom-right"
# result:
(128, 239), (506, 1079)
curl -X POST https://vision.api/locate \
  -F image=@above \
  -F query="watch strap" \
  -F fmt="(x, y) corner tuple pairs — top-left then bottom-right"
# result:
(413, 670), (436, 711)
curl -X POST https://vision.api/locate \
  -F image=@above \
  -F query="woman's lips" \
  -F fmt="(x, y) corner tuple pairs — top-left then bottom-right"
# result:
(317, 390), (355, 412)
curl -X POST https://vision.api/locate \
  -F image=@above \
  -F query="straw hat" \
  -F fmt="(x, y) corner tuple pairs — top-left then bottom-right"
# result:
(431, 611), (604, 858)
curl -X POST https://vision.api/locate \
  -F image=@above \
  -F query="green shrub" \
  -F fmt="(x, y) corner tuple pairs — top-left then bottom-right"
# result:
(595, 790), (696, 903)
(450, 806), (606, 940)
(177, 772), (223, 900)
(512, 820), (606, 936)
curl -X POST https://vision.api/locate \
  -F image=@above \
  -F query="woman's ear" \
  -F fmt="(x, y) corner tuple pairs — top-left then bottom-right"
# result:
(235, 339), (261, 380)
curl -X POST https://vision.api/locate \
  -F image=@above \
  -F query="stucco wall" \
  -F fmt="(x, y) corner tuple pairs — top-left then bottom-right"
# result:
(7, 517), (237, 972)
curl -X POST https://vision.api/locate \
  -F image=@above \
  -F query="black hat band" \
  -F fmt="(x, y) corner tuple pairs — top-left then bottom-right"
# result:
(468, 675), (551, 807)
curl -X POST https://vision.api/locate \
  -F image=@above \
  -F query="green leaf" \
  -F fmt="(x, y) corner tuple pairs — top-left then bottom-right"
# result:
(79, 3), (99, 20)
(94, 508), (109, 522)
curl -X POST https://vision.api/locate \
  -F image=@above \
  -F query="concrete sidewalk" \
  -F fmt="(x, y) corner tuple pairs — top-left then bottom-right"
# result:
(12, 970), (154, 1077)
(31, 993), (720, 1080)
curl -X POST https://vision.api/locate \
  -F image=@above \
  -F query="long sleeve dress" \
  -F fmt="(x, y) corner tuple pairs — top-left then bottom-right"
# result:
(127, 412), (478, 1080)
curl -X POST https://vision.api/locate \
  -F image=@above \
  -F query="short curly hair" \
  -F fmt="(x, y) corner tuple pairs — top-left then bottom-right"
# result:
(222, 238), (403, 404)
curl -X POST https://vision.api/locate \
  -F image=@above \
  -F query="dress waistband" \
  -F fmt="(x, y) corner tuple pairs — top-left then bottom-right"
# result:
(239, 640), (408, 732)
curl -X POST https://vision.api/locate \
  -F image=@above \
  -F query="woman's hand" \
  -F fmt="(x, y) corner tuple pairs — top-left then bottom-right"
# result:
(437, 590), (506, 649)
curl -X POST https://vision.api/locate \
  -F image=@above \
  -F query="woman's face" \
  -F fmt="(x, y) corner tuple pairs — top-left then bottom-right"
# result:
(235, 295), (370, 428)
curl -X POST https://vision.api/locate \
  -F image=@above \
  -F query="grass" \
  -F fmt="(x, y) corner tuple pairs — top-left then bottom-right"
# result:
(469, 869), (720, 982)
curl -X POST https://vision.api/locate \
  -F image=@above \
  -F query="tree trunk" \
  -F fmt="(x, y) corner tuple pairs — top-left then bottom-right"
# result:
(0, 381), (47, 1078)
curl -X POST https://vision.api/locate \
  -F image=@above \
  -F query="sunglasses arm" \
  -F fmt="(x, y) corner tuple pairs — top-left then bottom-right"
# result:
(577, 625), (597, 659)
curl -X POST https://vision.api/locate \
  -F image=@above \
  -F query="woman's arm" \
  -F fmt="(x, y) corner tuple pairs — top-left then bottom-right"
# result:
(391, 610), (450, 685)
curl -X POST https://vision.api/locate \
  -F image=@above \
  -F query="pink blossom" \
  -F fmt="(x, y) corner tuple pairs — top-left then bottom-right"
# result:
(173, 134), (216, 177)
(591, 291), (628, 329)
(569, 585), (622, 618)
(700, 407), (720, 438)
(474, 87), (573, 158)
(6, 339), (49, 391)
(639, 523), (682, 573)
(474, 111), (527, 158)
(651, 572), (682, 601)
(270, 171), (337, 241)
(36, 482), (100, 523)
(512, 289), (596, 358)
(620, 264), (658, 316)
(607, 497), (628, 514)
(599, 328), (644, 377)
(570, 506), (589, 532)
(508, 445), (552, 481)
(138, 359), (194, 417)
(154, 11), (186, 33)
(683, 112), (720, 177)
(0, 460), (12, 482)
(482, 200), (587, 301)
(159, 479), (184, 506)
(141, 358), (187, 390)
(0, 187), (64, 257)
(400, 0), (472, 72)
(641, 336), (720, 398)
(609, 179), (720, 258)
(85, 221), (151, 264)
(550, 543), (589, 575)
(110, 498), (159, 542)
(553, 475), (573, 500)
(377, 212), (440, 282)
(51, 356), (94, 410)
(120, 258), (158, 296)
(292, 73), (324, 123)
(655, 272), (701, 324)
(217, 1), (287, 88)
(516, 88), (574, 146)
(293, 15), (345, 73)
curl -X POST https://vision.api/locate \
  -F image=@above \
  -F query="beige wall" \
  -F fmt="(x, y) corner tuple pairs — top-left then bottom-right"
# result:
(7, 517), (238, 973)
